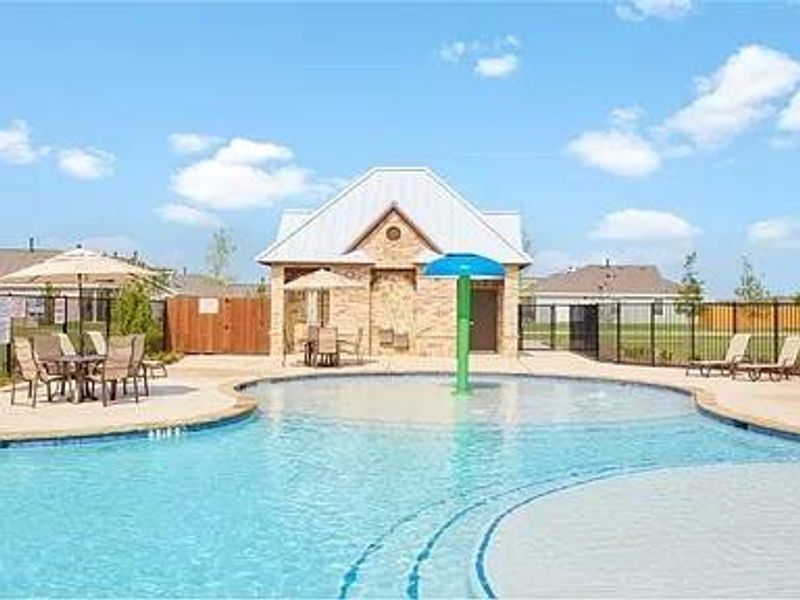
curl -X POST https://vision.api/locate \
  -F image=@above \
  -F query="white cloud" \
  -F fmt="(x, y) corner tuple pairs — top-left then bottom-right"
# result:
(214, 138), (293, 164)
(0, 119), (49, 165)
(590, 209), (700, 242)
(157, 203), (223, 228)
(475, 54), (520, 78)
(567, 129), (661, 177)
(170, 136), (335, 210)
(615, 0), (695, 21)
(778, 90), (800, 132)
(169, 133), (221, 154)
(439, 35), (521, 79)
(610, 105), (645, 129)
(747, 217), (800, 248)
(662, 45), (800, 147)
(439, 40), (467, 63)
(57, 147), (115, 179)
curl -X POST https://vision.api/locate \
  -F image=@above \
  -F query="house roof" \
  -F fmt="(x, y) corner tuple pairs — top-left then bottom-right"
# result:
(171, 274), (264, 298)
(257, 167), (531, 266)
(531, 265), (680, 296)
(0, 248), (61, 279)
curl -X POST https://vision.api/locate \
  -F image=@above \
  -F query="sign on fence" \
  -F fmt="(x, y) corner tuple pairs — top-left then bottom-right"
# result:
(198, 298), (219, 314)
(0, 299), (10, 344)
(54, 299), (66, 325)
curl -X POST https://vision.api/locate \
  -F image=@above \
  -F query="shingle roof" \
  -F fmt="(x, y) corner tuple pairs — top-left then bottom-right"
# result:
(171, 274), (265, 298)
(532, 265), (680, 295)
(258, 167), (530, 265)
(0, 248), (61, 278)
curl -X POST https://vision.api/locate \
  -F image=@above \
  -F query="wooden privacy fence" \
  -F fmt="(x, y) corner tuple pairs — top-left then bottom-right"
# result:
(166, 296), (270, 354)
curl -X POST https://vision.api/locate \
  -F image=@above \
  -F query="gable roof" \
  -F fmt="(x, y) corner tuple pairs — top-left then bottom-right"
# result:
(532, 265), (680, 296)
(257, 167), (530, 265)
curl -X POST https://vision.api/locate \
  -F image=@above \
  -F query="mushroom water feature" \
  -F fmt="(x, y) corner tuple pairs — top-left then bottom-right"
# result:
(423, 253), (505, 395)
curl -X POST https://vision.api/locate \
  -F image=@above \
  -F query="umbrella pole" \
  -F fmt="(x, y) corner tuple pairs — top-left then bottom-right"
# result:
(78, 273), (84, 355)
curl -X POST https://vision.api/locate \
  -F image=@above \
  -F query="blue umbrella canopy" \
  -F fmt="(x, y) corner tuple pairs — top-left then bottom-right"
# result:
(423, 253), (505, 278)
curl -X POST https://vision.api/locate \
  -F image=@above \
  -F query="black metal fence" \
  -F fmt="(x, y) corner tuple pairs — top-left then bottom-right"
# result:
(1, 293), (166, 376)
(519, 301), (800, 367)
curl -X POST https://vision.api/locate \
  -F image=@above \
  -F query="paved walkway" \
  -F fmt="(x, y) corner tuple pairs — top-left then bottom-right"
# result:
(0, 352), (798, 442)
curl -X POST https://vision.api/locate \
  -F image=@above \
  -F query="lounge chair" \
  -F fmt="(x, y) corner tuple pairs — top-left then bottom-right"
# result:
(9, 338), (68, 407)
(686, 333), (750, 377)
(733, 336), (800, 382)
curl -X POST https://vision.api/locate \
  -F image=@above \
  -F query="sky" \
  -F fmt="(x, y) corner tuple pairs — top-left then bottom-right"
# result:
(1, 1), (800, 298)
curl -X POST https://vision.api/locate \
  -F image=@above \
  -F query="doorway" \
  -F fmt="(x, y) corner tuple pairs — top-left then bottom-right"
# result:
(470, 288), (498, 352)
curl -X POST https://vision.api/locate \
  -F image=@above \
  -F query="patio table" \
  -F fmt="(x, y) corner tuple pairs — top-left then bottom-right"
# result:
(49, 354), (105, 403)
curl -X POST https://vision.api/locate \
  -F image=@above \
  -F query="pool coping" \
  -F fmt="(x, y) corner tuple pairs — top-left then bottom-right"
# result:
(0, 381), (258, 447)
(2, 363), (797, 446)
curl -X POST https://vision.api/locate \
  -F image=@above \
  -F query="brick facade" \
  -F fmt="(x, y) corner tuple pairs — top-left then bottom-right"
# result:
(268, 210), (521, 357)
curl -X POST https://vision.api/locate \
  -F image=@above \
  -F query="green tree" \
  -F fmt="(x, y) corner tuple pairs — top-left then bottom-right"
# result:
(255, 276), (268, 296)
(734, 255), (771, 303)
(205, 229), (236, 283)
(112, 281), (154, 336)
(676, 251), (704, 317)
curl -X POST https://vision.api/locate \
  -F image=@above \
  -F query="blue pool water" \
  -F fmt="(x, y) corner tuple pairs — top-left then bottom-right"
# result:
(1, 374), (799, 598)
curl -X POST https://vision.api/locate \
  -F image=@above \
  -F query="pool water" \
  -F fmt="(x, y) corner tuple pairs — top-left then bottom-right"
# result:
(1, 375), (799, 598)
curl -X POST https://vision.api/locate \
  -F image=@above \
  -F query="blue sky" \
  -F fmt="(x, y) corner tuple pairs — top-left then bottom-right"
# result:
(1, 2), (799, 298)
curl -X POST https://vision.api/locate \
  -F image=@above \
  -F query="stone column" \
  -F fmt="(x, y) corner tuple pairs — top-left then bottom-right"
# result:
(269, 265), (285, 356)
(500, 266), (520, 355)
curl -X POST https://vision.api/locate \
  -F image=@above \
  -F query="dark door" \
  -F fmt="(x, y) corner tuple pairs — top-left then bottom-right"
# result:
(471, 289), (498, 351)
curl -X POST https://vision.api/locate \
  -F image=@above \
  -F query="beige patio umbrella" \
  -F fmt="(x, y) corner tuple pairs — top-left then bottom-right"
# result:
(284, 268), (361, 326)
(0, 247), (157, 349)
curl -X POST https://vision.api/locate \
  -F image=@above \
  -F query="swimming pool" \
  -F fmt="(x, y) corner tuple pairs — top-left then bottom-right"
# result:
(1, 374), (799, 598)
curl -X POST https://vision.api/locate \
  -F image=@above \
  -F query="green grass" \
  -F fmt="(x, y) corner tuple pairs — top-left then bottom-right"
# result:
(521, 322), (793, 365)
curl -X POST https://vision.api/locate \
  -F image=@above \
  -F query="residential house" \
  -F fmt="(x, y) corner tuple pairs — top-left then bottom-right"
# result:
(257, 167), (530, 357)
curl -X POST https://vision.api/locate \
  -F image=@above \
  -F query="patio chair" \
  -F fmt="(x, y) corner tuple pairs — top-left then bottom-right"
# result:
(9, 337), (68, 408)
(86, 330), (107, 356)
(314, 326), (339, 367)
(56, 332), (77, 356)
(686, 333), (751, 377)
(338, 328), (364, 364)
(732, 336), (800, 382)
(89, 335), (138, 406)
(131, 333), (152, 395)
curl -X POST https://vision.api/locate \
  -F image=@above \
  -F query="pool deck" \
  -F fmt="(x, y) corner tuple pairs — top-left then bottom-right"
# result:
(1, 351), (799, 443)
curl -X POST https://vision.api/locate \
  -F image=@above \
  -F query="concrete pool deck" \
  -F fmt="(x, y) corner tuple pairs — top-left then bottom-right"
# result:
(0, 351), (798, 442)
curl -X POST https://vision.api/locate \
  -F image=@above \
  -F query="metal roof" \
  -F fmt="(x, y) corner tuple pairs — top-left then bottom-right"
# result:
(257, 167), (530, 266)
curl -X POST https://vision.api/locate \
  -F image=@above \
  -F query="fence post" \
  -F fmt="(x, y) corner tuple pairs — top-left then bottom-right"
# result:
(650, 302), (656, 366)
(773, 300), (780, 363)
(162, 300), (169, 352)
(732, 302), (738, 335)
(550, 305), (556, 350)
(62, 297), (69, 335)
(105, 293), (112, 340)
(615, 302), (621, 363)
(690, 306), (696, 362)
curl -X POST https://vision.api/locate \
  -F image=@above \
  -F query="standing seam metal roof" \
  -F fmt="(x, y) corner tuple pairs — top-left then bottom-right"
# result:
(256, 167), (530, 265)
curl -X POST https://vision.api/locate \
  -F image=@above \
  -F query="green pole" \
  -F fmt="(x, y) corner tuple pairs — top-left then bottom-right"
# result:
(456, 274), (471, 394)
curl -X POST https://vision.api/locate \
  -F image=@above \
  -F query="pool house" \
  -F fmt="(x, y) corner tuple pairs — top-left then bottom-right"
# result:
(257, 167), (531, 357)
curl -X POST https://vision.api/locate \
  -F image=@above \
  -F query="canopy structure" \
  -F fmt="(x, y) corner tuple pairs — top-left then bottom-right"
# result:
(423, 253), (506, 395)
(0, 248), (155, 286)
(0, 248), (158, 351)
(284, 268), (362, 326)
(284, 268), (362, 291)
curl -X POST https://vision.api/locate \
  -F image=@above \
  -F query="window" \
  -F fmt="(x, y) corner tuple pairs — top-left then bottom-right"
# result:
(386, 226), (402, 241)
